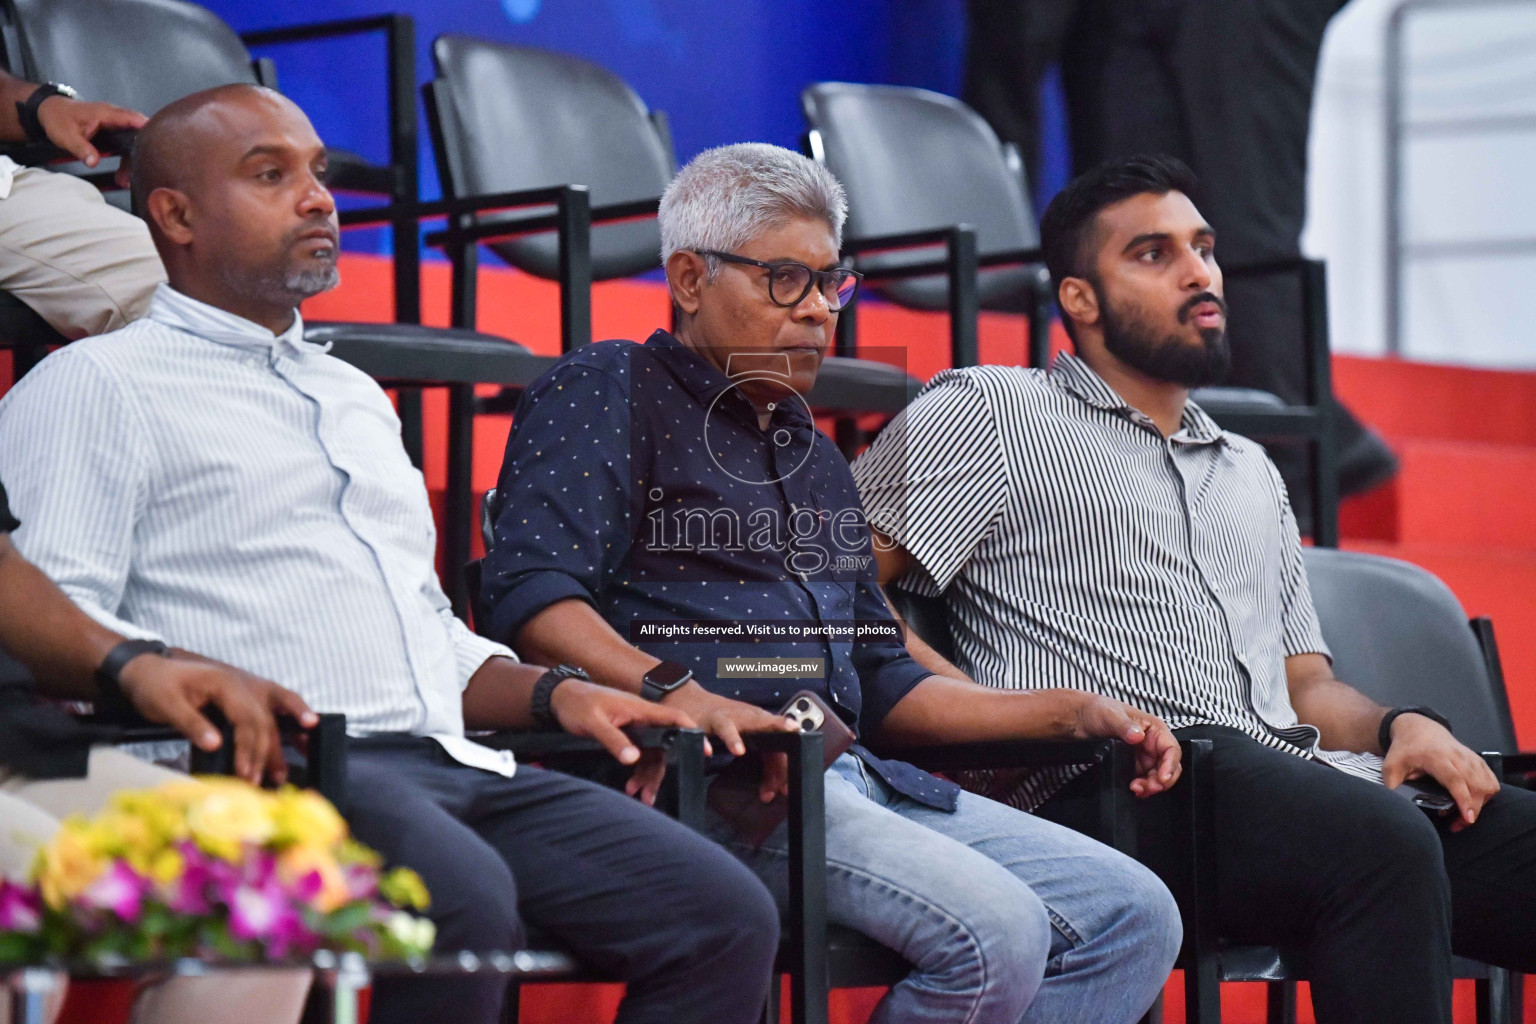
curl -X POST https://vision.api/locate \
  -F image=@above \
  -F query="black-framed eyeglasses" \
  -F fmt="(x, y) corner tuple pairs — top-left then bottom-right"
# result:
(696, 249), (862, 311)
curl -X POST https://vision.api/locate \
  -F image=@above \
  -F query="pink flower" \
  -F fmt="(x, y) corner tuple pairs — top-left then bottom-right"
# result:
(78, 861), (148, 923)
(0, 879), (41, 933)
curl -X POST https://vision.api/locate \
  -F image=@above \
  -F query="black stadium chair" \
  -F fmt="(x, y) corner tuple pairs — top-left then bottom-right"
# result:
(801, 83), (1339, 546)
(422, 34), (921, 451)
(1164, 548), (1522, 1024)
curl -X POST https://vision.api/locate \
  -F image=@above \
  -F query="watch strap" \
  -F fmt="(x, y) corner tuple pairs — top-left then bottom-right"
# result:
(530, 664), (590, 730)
(1379, 705), (1452, 753)
(94, 638), (169, 715)
(17, 83), (76, 144)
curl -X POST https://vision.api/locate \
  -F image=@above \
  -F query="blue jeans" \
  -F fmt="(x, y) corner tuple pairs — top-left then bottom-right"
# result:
(704, 753), (1180, 1024)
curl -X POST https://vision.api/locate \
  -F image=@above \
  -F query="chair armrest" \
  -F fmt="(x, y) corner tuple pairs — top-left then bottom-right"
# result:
(1497, 752), (1536, 777)
(337, 185), (592, 231)
(78, 711), (348, 807)
(893, 738), (1114, 773)
(472, 725), (698, 759)
(475, 727), (709, 828)
(421, 196), (661, 250)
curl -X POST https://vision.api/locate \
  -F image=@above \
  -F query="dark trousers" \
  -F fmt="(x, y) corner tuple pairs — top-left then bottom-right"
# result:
(341, 737), (779, 1024)
(1039, 726), (1536, 1024)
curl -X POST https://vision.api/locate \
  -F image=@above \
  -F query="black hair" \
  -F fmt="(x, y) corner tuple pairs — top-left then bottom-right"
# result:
(1038, 154), (1200, 339)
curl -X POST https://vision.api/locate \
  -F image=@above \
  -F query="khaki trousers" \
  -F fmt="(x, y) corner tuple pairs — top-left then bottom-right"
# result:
(0, 168), (164, 339)
(0, 750), (310, 1024)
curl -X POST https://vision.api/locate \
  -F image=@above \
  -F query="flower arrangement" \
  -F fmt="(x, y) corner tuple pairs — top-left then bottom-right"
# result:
(0, 778), (434, 964)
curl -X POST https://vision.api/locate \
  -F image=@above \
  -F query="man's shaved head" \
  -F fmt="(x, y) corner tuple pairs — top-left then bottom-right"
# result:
(129, 82), (339, 333)
(130, 83), (288, 218)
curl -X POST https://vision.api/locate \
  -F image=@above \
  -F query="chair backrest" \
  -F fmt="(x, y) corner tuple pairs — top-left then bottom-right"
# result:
(801, 82), (1038, 311)
(428, 34), (672, 282)
(1301, 547), (1517, 754)
(4, 0), (260, 116)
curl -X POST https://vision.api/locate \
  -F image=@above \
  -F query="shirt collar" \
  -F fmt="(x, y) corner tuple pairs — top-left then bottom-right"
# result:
(147, 283), (330, 358)
(1048, 351), (1226, 444)
(640, 329), (813, 430)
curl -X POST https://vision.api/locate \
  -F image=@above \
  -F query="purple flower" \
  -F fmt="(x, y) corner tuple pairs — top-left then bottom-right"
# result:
(78, 861), (149, 923)
(0, 879), (41, 933)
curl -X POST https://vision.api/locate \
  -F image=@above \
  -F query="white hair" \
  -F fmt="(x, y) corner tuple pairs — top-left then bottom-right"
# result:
(659, 143), (847, 269)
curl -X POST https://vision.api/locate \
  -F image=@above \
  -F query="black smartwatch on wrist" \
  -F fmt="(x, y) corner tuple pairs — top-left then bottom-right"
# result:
(17, 82), (77, 144)
(529, 664), (590, 730)
(640, 661), (693, 702)
(1379, 705), (1452, 753)
(94, 638), (169, 716)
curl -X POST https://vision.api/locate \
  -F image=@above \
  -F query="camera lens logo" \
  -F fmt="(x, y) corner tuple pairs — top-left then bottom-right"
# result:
(704, 352), (816, 486)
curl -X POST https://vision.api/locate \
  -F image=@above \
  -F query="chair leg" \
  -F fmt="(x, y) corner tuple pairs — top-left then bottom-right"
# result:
(762, 973), (781, 1024)
(1265, 981), (1297, 1024)
(1511, 972), (1525, 1024)
(1185, 959), (1221, 1024)
(1138, 990), (1164, 1024)
(1477, 968), (1515, 1024)
(500, 982), (520, 1024)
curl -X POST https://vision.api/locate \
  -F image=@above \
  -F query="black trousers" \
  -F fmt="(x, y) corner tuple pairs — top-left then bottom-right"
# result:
(1039, 725), (1536, 1024)
(341, 737), (780, 1024)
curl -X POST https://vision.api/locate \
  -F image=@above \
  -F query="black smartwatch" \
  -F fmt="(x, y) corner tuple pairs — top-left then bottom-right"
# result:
(16, 82), (77, 144)
(95, 638), (169, 715)
(529, 664), (590, 730)
(1379, 705), (1452, 753)
(640, 661), (693, 702)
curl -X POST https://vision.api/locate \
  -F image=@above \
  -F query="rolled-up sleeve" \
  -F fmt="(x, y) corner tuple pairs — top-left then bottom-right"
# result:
(851, 371), (1008, 594)
(481, 363), (634, 645)
(850, 580), (933, 735)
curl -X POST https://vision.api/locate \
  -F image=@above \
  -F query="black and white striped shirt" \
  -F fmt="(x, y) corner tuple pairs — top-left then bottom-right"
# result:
(851, 353), (1382, 809)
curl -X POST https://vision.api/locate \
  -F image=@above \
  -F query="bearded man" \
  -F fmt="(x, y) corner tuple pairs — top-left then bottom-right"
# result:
(852, 154), (1536, 1024)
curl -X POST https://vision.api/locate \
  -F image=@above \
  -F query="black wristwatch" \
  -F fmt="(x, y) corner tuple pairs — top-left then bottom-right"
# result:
(16, 82), (78, 144)
(1379, 705), (1452, 753)
(95, 638), (169, 715)
(529, 664), (590, 730)
(640, 661), (693, 702)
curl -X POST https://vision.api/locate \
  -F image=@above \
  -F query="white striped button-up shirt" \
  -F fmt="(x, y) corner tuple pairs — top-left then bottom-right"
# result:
(852, 353), (1381, 809)
(0, 284), (517, 775)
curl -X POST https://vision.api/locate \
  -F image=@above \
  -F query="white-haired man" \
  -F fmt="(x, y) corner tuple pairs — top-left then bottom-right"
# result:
(481, 142), (1183, 1024)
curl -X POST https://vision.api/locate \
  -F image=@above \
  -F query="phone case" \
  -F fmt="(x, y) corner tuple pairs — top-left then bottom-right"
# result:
(707, 691), (856, 848)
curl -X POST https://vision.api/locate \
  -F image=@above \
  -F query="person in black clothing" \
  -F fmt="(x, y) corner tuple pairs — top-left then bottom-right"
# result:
(964, 0), (1397, 502)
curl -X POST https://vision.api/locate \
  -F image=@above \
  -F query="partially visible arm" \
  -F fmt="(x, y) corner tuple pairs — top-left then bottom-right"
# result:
(459, 652), (701, 805)
(0, 69), (145, 164)
(1285, 652), (1388, 753)
(872, 531), (972, 682)
(0, 535), (314, 782)
(872, 673), (1181, 797)
(0, 533), (121, 698)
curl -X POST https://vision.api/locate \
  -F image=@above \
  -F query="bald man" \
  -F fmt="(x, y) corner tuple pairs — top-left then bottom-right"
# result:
(0, 85), (780, 1024)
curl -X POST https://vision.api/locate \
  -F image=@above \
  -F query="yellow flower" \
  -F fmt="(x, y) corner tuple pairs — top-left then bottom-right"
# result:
(336, 838), (382, 869)
(34, 820), (107, 909)
(184, 781), (275, 861)
(270, 788), (347, 851)
(379, 867), (430, 911)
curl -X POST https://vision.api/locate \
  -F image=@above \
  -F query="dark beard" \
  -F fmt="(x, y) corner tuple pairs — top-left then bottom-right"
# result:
(1100, 291), (1231, 389)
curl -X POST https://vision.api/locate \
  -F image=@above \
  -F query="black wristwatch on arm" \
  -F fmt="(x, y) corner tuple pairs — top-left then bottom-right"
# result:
(640, 660), (693, 703)
(16, 82), (77, 144)
(94, 638), (169, 716)
(1379, 706), (1452, 753)
(529, 664), (591, 730)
